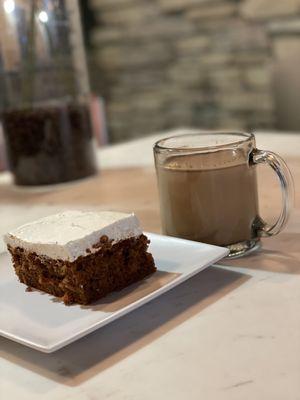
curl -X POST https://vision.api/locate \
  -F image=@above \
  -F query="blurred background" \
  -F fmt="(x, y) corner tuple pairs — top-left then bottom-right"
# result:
(1, 0), (300, 152)
(80, 0), (300, 142)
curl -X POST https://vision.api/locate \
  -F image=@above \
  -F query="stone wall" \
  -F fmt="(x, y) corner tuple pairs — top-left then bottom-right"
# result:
(88, 0), (300, 141)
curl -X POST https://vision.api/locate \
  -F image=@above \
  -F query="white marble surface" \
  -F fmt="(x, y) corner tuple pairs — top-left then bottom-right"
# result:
(0, 130), (300, 399)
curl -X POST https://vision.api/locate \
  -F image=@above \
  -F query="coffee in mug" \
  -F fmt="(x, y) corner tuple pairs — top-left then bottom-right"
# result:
(154, 132), (294, 257)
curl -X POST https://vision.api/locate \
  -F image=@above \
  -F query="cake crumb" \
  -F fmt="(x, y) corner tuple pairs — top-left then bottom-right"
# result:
(92, 235), (112, 249)
(26, 286), (33, 292)
(61, 293), (73, 305)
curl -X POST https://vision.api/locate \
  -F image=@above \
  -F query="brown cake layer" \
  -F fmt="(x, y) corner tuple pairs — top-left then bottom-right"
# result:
(8, 234), (156, 305)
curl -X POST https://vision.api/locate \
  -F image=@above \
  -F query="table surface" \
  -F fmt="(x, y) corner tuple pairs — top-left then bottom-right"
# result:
(0, 130), (300, 400)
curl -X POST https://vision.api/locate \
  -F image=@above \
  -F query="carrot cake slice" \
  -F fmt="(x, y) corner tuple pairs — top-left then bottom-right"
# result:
(4, 210), (156, 305)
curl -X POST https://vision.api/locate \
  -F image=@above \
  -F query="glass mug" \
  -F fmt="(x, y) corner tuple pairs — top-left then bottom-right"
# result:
(154, 132), (294, 258)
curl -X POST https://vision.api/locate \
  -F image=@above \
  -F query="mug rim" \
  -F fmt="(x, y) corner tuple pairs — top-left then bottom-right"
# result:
(154, 131), (254, 153)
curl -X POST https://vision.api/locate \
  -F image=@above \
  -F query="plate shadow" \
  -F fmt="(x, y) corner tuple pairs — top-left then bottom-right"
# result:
(82, 270), (180, 313)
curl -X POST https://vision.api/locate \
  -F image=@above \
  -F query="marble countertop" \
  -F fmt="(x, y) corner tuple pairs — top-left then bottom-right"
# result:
(0, 130), (300, 400)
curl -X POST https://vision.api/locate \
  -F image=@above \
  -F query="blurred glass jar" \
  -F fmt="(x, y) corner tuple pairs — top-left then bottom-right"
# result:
(0, 0), (97, 185)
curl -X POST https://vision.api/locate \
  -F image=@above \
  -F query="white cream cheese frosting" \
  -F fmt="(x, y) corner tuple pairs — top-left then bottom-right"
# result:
(4, 210), (142, 262)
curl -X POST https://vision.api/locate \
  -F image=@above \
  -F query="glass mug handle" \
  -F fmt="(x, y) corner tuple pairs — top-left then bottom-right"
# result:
(252, 149), (294, 237)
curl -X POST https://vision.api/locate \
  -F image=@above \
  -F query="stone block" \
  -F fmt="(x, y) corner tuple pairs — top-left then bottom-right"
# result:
(191, 17), (236, 33)
(91, 29), (123, 45)
(106, 102), (131, 115)
(187, 2), (238, 20)
(158, 0), (213, 12)
(216, 113), (248, 130)
(132, 18), (194, 40)
(240, 0), (300, 20)
(233, 52), (270, 65)
(267, 18), (300, 35)
(209, 67), (243, 90)
(201, 52), (233, 67)
(118, 70), (167, 88)
(216, 110), (275, 130)
(96, 42), (172, 70)
(210, 20), (269, 52)
(217, 91), (274, 111)
(243, 66), (272, 87)
(92, 19), (195, 45)
(131, 94), (166, 111)
(165, 106), (195, 126)
(168, 61), (208, 87)
(95, 46), (122, 69)
(98, 5), (159, 25)
(109, 116), (164, 141)
(176, 36), (210, 54)
(90, 0), (139, 11)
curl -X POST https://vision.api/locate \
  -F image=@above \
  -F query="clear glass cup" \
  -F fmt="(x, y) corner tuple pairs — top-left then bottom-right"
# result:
(154, 131), (294, 258)
(0, 0), (97, 185)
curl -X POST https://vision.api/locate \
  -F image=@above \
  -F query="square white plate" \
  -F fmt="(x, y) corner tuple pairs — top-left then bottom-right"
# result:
(0, 233), (228, 352)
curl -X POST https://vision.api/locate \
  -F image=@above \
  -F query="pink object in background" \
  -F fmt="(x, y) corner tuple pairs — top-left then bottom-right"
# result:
(90, 95), (108, 146)
(0, 124), (7, 172)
